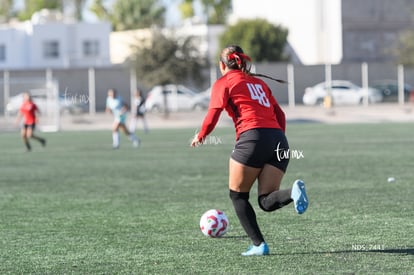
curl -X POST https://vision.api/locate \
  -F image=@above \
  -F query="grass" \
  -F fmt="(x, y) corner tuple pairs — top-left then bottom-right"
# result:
(0, 123), (413, 274)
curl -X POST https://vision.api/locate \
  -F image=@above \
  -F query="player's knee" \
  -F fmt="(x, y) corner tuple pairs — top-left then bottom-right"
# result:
(258, 194), (283, 212)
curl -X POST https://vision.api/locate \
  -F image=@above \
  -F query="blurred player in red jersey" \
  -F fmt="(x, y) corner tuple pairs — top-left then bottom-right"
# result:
(16, 92), (46, 151)
(191, 45), (308, 256)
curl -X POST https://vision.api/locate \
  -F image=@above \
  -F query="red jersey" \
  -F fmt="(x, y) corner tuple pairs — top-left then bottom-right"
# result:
(19, 101), (39, 125)
(198, 70), (286, 141)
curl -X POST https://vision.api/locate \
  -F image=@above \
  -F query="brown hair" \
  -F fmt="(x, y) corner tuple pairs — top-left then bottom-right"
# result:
(220, 45), (251, 73)
(220, 45), (287, 83)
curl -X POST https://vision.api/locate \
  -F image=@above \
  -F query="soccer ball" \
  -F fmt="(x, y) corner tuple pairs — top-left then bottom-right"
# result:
(199, 209), (229, 237)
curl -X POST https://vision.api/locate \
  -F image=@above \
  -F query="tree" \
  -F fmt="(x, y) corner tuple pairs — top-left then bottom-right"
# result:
(129, 29), (207, 88)
(219, 19), (289, 62)
(0, 0), (14, 22)
(394, 30), (414, 65)
(73, 0), (86, 21)
(179, 0), (194, 20)
(200, 0), (231, 24)
(178, 0), (231, 24)
(109, 0), (165, 31)
(18, 0), (63, 21)
(89, 0), (110, 21)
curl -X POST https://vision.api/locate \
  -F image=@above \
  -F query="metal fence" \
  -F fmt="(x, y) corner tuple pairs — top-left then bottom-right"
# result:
(2, 62), (414, 115)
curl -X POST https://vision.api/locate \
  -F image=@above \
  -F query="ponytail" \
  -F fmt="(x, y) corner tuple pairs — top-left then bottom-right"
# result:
(221, 45), (287, 84)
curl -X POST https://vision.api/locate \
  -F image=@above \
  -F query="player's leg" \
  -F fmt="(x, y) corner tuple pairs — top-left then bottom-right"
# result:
(129, 115), (137, 133)
(119, 123), (139, 147)
(257, 165), (293, 211)
(229, 158), (269, 256)
(21, 125), (31, 151)
(141, 115), (149, 133)
(112, 122), (121, 148)
(29, 125), (46, 146)
(257, 129), (308, 214)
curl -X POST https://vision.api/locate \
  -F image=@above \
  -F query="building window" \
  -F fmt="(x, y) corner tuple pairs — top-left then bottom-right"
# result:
(0, 44), (5, 62)
(43, 40), (60, 59)
(83, 40), (100, 57)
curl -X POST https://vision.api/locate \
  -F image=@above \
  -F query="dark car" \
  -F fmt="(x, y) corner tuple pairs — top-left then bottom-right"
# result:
(371, 80), (414, 102)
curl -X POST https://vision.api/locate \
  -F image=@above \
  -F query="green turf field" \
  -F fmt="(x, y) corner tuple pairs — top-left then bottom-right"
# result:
(0, 123), (413, 274)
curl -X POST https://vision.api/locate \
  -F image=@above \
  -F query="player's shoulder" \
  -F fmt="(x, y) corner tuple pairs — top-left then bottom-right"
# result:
(251, 75), (271, 90)
(212, 74), (228, 90)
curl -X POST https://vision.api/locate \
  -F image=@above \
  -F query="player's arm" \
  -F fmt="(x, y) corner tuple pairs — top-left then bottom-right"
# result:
(266, 85), (286, 132)
(273, 103), (286, 132)
(264, 84), (286, 132)
(34, 105), (41, 124)
(191, 108), (222, 147)
(191, 81), (227, 147)
(121, 102), (129, 113)
(105, 104), (112, 114)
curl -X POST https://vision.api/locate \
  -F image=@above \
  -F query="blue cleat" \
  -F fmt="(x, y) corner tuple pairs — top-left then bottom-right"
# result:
(241, 242), (269, 256)
(291, 179), (308, 214)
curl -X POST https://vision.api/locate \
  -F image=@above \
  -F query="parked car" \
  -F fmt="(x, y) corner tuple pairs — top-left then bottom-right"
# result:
(145, 84), (210, 112)
(303, 80), (383, 106)
(370, 80), (414, 102)
(6, 90), (87, 115)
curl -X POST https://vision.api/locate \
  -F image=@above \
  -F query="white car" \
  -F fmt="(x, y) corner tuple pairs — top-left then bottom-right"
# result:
(145, 84), (210, 112)
(303, 80), (383, 106)
(6, 90), (87, 115)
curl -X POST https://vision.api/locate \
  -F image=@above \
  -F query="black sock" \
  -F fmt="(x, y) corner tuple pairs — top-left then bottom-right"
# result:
(229, 190), (264, 246)
(24, 140), (31, 151)
(258, 189), (293, 212)
(32, 135), (45, 144)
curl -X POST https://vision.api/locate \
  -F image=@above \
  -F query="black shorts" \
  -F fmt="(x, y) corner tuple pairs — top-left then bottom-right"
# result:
(23, 124), (36, 130)
(231, 128), (290, 172)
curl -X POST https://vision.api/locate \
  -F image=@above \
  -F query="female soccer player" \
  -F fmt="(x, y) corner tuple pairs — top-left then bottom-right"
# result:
(16, 92), (46, 151)
(129, 89), (149, 134)
(105, 89), (140, 149)
(191, 45), (308, 256)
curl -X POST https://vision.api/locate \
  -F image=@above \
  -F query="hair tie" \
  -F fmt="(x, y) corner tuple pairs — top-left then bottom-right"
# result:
(228, 53), (252, 66)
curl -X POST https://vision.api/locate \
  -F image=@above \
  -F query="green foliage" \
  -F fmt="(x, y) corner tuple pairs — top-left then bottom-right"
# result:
(179, 0), (194, 19)
(395, 30), (414, 65)
(89, 0), (110, 21)
(200, 0), (231, 24)
(110, 0), (165, 30)
(18, 0), (62, 21)
(73, 0), (86, 21)
(129, 29), (207, 88)
(0, 0), (14, 22)
(179, 0), (231, 24)
(219, 19), (289, 62)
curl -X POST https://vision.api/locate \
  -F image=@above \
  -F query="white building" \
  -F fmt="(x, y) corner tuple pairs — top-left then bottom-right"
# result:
(110, 23), (225, 65)
(0, 10), (111, 69)
(230, 0), (342, 65)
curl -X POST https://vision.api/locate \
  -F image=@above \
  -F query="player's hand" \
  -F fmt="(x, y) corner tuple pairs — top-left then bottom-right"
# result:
(190, 134), (203, 147)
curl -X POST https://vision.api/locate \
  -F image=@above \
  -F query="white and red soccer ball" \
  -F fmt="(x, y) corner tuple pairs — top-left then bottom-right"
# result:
(199, 209), (229, 237)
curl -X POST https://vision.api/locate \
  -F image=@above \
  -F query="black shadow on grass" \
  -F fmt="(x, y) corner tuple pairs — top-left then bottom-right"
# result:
(270, 248), (414, 256)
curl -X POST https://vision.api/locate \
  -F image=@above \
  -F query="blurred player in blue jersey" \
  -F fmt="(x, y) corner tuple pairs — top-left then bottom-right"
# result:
(105, 89), (140, 149)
